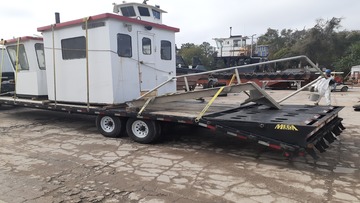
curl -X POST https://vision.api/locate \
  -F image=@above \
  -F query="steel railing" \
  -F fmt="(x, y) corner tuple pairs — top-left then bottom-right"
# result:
(138, 55), (325, 103)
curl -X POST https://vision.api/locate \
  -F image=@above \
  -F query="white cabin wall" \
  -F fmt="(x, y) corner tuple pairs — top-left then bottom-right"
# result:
(43, 24), (115, 104)
(351, 65), (360, 73)
(86, 22), (115, 104)
(43, 29), (87, 103)
(107, 19), (141, 103)
(11, 40), (47, 96)
(221, 39), (235, 57)
(107, 19), (176, 101)
(351, 65), (360, 83)
(153, 29), (176, 95)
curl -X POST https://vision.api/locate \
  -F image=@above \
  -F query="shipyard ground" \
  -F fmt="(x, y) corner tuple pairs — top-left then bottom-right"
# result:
(0, 88), (359, 203)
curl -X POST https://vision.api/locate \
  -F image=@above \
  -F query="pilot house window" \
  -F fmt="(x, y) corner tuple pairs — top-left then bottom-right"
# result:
(61, 36), (86, 60)
(142, 37), (151, 55)
(138, 7), (150, 16)
(117, 34), (132, 57)
(161, 40), (171, 60)
(121, 6), (136, 17)
(152, 9), (160, 19)
(35, 43), (46, 70)
(6, 44), (30, 70)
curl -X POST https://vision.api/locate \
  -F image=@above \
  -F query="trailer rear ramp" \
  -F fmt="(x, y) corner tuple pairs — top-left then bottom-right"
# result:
(201, 104), (344, 159)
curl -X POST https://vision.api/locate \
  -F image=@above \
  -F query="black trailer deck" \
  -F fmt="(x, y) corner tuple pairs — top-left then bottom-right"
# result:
(139, 100), (344, 158)
(201, 104), (344, 157)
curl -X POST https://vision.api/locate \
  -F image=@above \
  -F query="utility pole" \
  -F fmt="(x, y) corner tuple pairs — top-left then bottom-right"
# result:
(250, 34), (256, 57)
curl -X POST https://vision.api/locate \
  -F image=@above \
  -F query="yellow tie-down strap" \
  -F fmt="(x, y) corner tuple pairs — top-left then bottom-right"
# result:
(195, 86), (225, 122)
(228, 74), (237, 86)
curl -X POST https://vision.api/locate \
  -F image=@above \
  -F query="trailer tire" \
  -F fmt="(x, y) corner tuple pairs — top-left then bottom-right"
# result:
(208, 80), (216, 88)
(340, 86), (348, 92)
(126, 118), (161, 144)
(96, 115), (125, 138)
(309, 86), (315, 92)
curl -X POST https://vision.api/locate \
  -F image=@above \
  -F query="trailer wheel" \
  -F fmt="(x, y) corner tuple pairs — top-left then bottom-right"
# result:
(96, 115), (125, 138)
(309, 86), (315, 92)
(340, 86), (348, 92)
(208, 80), (216, 88)
(126, 118), (161, 144)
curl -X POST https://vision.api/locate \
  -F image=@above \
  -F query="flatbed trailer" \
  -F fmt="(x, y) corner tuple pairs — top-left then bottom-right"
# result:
(0, 56), (346, 159)
(0, 79), (345, 160)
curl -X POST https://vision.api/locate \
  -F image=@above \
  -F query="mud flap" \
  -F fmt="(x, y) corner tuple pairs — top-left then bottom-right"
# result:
(306, 147), (319, 160)
(311, 119), (345, 158)
(314, 141), (326, 152)
(324, 132), (336, 143)
(338, 122), (346, 130)
(318, 139), (329, 149)
(332, 126), (342, 136)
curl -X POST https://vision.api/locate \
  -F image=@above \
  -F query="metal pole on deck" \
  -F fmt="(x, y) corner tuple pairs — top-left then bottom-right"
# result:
(234, 68), (241, 84)
(277, 77), (322, 104)
(277, 56), (326, 103)
(184, 77), (190, 92)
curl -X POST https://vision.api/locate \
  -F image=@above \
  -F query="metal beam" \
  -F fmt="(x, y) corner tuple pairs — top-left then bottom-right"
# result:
(127, 82), (281, 111)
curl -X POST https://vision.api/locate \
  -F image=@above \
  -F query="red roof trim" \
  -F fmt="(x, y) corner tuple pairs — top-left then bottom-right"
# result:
(37, 13), (180, 33)
(4, 36), (43, 44)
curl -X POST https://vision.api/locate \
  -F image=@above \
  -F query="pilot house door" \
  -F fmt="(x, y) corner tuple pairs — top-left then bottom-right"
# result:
(137, 32), (156, 93)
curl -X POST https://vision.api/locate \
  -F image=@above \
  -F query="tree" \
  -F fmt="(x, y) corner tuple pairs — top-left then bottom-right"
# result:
(178, 42), (215, 69)
(257, 17), (360, 69)
(257, 28), (302, 59)
(177, 17), (360, 73)
(334, 42), (360, 74)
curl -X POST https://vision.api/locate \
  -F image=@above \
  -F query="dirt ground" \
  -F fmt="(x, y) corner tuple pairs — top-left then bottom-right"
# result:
(0, 87), (359, 203)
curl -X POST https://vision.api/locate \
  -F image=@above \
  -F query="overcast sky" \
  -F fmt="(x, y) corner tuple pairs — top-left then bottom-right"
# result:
(0, 0), (359, 47)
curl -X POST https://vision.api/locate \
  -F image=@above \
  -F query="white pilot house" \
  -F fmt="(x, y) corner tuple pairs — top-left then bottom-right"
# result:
(4, 37), (47, 97)
(37, 2), (179, 105)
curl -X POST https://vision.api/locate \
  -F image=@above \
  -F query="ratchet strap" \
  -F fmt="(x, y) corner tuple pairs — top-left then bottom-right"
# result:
(51, 24), (57, 107)
(137, 97), (153, 116)
(195, 86), (224, 122)
(84, 17), (90, 111)
(228, 74), (236, 86)
(14, 37), (20, 101)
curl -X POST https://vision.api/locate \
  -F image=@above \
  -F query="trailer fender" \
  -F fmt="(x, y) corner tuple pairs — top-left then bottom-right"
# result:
(126, 118), (161, 144)
(96, 115), (126, 138)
